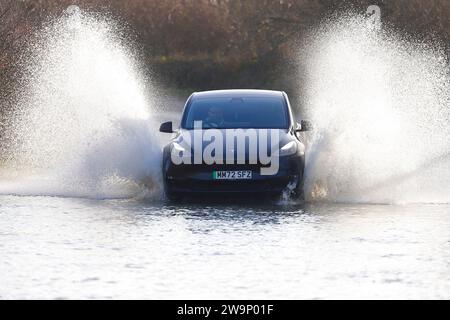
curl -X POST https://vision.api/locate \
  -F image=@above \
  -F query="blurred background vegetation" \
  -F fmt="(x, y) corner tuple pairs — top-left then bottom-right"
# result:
(1, 0), (449, 103)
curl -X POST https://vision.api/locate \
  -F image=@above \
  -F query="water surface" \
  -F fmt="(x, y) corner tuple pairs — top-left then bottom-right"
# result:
(1, 195), (448, 299)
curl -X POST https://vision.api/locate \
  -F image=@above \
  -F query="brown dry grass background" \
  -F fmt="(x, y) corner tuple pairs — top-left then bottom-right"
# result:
(0, 0), (449, 101)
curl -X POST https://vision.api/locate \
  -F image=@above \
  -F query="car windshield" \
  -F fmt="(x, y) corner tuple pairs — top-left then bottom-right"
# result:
(182, 96), (289, 129)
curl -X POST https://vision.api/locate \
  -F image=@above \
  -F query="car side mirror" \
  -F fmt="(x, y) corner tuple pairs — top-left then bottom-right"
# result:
(297, 120), (312, 132)
(159, 121), (173, 133)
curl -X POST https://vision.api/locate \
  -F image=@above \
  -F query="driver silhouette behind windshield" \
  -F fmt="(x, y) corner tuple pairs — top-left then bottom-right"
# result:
(204, 106), (225, 128)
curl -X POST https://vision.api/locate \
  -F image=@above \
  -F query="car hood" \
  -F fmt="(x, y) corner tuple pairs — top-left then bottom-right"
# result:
(173, 128), (294, 151)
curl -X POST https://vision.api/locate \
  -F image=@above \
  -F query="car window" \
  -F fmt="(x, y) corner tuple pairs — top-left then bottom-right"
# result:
(183, 97), (288, 129)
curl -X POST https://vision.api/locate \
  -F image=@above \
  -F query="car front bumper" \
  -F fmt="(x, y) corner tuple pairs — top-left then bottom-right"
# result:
(163, 155), (304, 195)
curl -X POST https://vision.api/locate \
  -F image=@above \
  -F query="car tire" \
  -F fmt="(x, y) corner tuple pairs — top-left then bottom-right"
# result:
(296, 186), (305, 202)
(165, 189), (182, 202)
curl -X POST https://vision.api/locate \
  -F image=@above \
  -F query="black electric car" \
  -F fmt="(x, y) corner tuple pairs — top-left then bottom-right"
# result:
(159, 89), (310, 201)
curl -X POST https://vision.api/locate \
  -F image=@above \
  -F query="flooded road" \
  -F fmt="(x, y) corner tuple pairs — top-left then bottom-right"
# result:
(1, 195), (448, 299)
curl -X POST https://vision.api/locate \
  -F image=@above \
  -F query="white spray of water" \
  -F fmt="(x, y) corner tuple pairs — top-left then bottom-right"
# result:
(0, 7), (162, 199)
(1, 9), (448, 204)
(302, 14), (450, 204)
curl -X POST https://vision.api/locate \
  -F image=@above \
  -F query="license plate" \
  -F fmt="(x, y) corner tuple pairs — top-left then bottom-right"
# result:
(213, 170), (252, 180)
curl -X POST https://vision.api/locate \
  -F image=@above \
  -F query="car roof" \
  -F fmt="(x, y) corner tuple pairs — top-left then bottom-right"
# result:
(191, 89), (284, 99)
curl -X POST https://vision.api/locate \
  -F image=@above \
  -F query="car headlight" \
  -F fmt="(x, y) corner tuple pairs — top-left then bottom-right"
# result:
(279, 141), (298, 156)
(171, 142), (186, 153)
(170, 142), (191, 165)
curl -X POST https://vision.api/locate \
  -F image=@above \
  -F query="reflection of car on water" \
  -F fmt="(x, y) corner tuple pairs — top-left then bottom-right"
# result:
(159, 89), (311, 201)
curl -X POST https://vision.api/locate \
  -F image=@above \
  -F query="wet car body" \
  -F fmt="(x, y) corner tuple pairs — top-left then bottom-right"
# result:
(159, 89), (310, 201)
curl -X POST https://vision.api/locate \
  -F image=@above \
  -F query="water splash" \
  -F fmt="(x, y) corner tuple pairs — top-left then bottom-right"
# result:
(0, 7), (162, 199)
(301, 13), (450, 204)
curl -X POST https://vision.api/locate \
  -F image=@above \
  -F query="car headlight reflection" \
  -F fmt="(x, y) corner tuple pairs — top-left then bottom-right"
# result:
(172, 142), (186, 153)
(279, 141), (298, 156)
